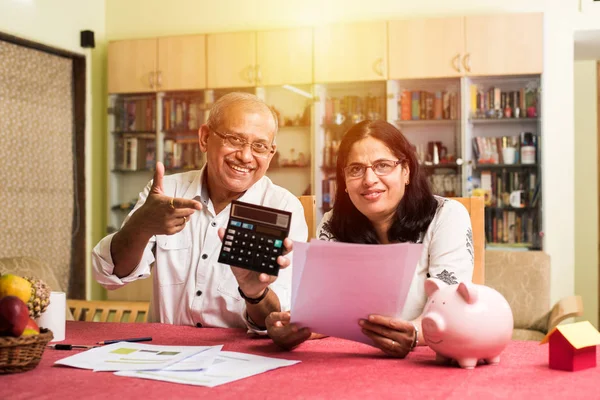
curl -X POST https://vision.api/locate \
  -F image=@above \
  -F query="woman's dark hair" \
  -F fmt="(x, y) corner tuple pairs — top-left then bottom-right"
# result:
(328, 120), (438, 244)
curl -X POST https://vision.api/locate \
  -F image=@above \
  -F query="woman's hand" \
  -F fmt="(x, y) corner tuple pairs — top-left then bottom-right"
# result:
(266, 311), (311, 350)
(359, 314), (417, 358)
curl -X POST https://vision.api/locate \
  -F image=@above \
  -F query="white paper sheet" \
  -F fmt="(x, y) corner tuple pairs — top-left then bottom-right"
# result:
(162, 345), (223, 371)
(54, 343), (213, 372)
(290, 239), (422, 345)
(115, 351), (300, 387)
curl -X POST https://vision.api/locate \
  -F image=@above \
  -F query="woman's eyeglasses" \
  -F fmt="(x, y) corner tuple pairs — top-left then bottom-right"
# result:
(344, 160), (403, 179)
(211, 129), (275, 158)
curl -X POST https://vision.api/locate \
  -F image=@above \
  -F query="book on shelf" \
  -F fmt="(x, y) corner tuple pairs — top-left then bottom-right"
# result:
(115, 135), (155, 171)
(164, 138), (204, 170)
(115, 97), (156, 132)
(469, 84), (538, 120)
(398, 90), (457, 121)
(485, 208), (535, 247)
(163, 97), (207, 132)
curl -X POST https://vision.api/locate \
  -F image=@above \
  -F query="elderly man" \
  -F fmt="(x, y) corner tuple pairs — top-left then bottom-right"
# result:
(92, 92), (308, 332)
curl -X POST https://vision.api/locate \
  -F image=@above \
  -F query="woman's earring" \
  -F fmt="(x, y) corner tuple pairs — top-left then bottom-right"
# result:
(344, 188), (348, 193)
(405, 180), (409, 186)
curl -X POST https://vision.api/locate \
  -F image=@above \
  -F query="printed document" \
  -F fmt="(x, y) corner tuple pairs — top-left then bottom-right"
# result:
(116, 351), (300, 387)
(291, 239), (422, 345)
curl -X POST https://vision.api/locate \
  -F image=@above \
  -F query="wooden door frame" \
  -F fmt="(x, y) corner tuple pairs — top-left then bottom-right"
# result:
(0, 31), (87, 299)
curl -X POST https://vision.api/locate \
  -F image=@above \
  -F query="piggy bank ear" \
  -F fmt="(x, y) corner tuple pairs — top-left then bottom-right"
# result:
(425, 278), (444, 298)
(457, 282), (478, 304)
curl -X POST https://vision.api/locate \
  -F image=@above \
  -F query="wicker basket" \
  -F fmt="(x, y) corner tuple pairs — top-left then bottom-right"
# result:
(0, 328), (53, 374)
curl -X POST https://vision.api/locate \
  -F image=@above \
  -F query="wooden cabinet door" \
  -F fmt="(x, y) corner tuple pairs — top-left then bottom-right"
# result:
(465, 13), (543, 76)
(207, 32), (256, 88)
(388, 17), (465, 79)
(257, 27), (313, 86)
(157, 35), (206, 91)
(314, 21), (387, 83)
(108, 39), (157, 93)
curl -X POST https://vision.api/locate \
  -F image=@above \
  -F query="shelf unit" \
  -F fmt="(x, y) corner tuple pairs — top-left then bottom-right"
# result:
(465, 75), (542, 249)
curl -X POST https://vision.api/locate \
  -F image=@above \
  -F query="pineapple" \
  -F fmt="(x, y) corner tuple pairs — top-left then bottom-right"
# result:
(24, 277), (51, 319)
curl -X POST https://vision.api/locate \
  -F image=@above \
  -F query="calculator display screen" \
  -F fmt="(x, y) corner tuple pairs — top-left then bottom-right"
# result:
(233, 204), (278, 224)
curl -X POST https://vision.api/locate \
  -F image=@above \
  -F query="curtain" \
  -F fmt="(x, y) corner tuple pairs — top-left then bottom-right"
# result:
(0, 39), (74, 293)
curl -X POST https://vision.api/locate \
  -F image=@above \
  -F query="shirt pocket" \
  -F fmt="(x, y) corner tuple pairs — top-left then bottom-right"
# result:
(216, 270), (243, 302)
(155, 233), (191, 286)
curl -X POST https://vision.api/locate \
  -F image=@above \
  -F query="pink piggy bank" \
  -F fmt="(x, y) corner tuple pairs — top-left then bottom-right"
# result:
(421, 278), (513, 369)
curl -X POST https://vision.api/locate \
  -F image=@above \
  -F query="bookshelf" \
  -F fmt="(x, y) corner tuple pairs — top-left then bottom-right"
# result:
(465, 75), (542, 249)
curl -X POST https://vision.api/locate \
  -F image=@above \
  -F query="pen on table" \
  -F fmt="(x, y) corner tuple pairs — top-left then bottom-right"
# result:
(48, 344), (98, 350)
(97, 336), (153, 345)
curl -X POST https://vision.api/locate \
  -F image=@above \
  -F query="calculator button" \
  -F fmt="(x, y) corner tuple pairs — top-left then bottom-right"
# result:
(241, 241), (247, 247)
(257, 244), (264, 251)
(259, 237), (266, 243)
(271, 248), (279, 254)
(274, 240), (283, 248)
(227, 229), (235, 234)
(266, 238), (274, 245)
(230, 220), (242, 227)
(226, 235), (234, 240)
(243, 232), (250, 239)
(269, 256), (277, 262)
(224, 241), (232, 246)
(223, 246), (231, 252)
(248, 242), (255, 249)
(242, 223), (254, 229)
(250, 234), (257, 241)
(236, 256), (244, 263)
(235, 231), (242, 236)
(243, 257), (250, 264)
(268, 264), (276, 270)
(233, 238), (241, 246)
(239, 249), (246, 255)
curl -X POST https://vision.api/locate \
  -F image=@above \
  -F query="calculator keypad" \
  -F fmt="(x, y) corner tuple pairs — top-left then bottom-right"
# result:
(218, 220), (286, 276)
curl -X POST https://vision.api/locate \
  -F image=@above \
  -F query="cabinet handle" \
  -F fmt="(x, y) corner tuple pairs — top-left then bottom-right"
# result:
(148, 72), (155, 89)
(256, 65), (262, 85)
(245, 65), (254, 84)
(156, 71), (162, 88)
(372, 58), (384, 77)
(452, 54), (461, 73)
(462, 53), (471, 73)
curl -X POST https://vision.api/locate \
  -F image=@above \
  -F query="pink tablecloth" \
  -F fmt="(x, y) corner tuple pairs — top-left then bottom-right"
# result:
(2, 321), (599, 400)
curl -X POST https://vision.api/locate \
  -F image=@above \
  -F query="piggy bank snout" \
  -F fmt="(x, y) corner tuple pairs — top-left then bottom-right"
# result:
(422, 313), (446, 334)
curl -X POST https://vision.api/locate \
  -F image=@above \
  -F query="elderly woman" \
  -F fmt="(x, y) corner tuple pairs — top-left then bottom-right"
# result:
(266, 120), (474, 358)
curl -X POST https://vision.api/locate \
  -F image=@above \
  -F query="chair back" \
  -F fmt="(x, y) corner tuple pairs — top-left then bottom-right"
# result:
(67, 299), (150, 323)
(298, 195), (316, 239)
(449, 197), (485, 284)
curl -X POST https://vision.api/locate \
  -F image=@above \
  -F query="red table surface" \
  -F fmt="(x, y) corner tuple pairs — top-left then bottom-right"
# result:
(1, 321), (598, 400)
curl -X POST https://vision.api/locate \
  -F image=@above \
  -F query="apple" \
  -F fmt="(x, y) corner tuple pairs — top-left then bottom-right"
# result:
(21, 318), (40, 336)
(0, 296), (30, 337)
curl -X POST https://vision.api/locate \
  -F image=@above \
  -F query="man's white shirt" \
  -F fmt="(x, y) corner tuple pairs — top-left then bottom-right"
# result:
(92, 167), (308, 331)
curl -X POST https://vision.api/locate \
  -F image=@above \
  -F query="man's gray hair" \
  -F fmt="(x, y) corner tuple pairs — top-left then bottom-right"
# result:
(206, 92), (279, 134)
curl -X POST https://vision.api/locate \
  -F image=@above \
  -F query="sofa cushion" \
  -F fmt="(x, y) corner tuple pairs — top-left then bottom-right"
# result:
(485, 250), (551, 332)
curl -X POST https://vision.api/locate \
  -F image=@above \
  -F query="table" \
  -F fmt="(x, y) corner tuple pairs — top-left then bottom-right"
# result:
(2, 321), (598, 399)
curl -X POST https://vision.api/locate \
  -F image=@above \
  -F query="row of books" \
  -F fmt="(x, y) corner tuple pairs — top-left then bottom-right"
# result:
(163, 97), (209, 132)
(485, 208), (537, 246)
(114, 98), (156, 132)
(478, 170), (539, 208)
(164, 139), (204, 170)
(469, 85), (539, 119)
(398, 90), (459, 121)
(114, 135), (155, 171)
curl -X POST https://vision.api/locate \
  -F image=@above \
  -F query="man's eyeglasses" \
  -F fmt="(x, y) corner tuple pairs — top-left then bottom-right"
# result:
(211, 129), (275, 158)
(344, 160), (403, 179)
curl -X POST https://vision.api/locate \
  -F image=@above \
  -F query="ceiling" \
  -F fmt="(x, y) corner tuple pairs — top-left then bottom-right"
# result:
(575, 29), (600, 60)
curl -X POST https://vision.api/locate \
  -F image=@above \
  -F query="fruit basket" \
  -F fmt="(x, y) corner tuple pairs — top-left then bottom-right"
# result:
(0, 328), (53, 374)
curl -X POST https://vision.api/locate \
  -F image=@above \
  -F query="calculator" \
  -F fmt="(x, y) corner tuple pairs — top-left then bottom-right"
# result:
(218, 200), (292, 276)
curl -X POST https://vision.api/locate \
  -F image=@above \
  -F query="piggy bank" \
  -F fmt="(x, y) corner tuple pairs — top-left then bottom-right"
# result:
(421, 278), (513, 369)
